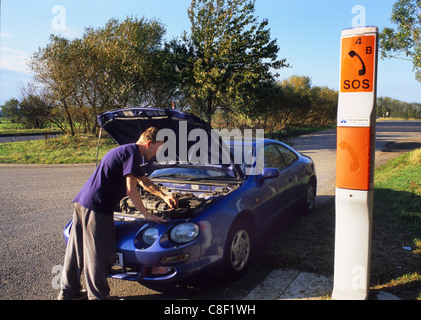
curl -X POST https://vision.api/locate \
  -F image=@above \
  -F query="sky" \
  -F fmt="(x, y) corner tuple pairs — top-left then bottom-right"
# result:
(1, 0), (420, 106)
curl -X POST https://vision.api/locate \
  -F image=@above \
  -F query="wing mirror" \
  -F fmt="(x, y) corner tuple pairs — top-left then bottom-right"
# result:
(257, 168), (279, 186)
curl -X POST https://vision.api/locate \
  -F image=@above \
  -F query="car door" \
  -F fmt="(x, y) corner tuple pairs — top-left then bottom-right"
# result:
(254, 143), (292, 233)
(273, 143), (301, 209)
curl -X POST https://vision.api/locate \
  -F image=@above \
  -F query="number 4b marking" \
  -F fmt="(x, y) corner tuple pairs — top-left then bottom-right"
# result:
(356, 37), (373, 54)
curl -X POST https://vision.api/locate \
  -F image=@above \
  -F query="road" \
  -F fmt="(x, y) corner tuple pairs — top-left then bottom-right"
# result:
(0, 134), (61, 144)
(291, 120), (421, 206)
(0, 120), (420, 300)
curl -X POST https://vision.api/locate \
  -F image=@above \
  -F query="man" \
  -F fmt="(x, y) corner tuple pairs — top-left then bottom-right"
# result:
(59, 127), (177, 300)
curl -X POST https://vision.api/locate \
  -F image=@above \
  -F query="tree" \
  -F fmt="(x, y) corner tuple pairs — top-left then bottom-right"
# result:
(377, 96), (421, 118)
(73, 17), (168, 133)
(377, 96), (393, 118)
(184, 0), (288, 124)
(278, 76), (312, 126)
(380, 0), (421, 81)
(1, 94), (56, 130)
(81, 17), (167, 109)
(1, 98), (20, 119)
(29, 36), (81, 135)
(307, 85), (338, 126)
(29, 17), (176, 135)
(18, 95), (51, 129)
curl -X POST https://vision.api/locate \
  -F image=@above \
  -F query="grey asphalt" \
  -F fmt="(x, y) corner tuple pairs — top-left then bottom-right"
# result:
(0, 120), (420, 300)
(0, 164), (94, 299)
(0, 134), (61, 144)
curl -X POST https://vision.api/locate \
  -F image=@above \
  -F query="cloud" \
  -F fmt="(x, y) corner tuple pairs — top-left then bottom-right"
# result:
(0, 47), (31, 74)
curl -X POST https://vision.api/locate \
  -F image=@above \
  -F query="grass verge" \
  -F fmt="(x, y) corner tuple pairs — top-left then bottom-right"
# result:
(370, 148), (421, 299)
(0, 134), (116, 164)
(261, 148), (421, 300)
(0, 117), (61, 136)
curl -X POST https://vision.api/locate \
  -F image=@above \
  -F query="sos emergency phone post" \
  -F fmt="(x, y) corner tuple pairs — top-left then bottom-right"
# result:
(332, 26), (378, 300)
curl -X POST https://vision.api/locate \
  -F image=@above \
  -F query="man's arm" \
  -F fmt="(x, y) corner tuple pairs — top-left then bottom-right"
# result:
(126, 175), (167, 223)
(137, 175), (178, 209)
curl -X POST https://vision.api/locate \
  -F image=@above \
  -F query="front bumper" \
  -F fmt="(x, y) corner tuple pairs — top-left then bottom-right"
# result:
(109, 242), (202, 283)
(63, 219), (203, 284)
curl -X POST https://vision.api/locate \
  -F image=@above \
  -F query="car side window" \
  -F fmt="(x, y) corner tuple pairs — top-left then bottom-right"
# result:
(275, 144), (298, 167)
(263, 144), (284, 170)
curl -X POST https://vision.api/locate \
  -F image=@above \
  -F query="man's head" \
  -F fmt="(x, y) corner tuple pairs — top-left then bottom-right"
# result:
(137, 127), (163, 160)
(138, 127), (159, 144)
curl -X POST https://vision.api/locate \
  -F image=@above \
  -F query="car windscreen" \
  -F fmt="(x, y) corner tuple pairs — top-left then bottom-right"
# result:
(149, 167), (236, 181)
(229, 145), (255, 176)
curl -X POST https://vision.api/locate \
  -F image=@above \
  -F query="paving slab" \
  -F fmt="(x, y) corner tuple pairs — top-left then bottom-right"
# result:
(244, 269), (333, 300)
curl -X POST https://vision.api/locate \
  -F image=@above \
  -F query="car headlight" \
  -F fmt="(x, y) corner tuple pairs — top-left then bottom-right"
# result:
(170, 222), (200, 244)
(142, 227), (159, 245)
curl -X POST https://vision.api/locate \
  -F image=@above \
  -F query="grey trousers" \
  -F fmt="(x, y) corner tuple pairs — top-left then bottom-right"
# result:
(60, 202), (116, 300)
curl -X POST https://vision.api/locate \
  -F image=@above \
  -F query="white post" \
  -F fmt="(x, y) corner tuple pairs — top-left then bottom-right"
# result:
(332, 26), (378, 300)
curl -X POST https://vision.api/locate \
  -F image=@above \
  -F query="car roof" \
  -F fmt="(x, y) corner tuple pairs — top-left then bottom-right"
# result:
(225, 138), (287, 147)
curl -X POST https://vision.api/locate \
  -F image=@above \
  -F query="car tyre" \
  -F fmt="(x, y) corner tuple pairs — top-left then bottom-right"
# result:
(222, 220), (252, 281)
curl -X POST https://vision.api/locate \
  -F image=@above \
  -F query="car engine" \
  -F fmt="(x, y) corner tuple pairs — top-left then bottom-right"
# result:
(116, 186), (234, 221)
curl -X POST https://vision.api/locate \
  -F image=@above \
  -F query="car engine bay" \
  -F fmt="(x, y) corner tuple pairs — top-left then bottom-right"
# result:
(114, 183), (237, 222)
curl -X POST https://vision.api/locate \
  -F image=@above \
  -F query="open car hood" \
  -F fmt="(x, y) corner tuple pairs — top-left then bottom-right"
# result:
(97, 108), (243, 179)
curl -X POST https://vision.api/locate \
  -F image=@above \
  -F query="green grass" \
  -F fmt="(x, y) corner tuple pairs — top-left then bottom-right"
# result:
(374, 149), (421, 231)
(370, 148), (421, 299)
(0, 134), (116, 164)
(0, 117), (62, 136)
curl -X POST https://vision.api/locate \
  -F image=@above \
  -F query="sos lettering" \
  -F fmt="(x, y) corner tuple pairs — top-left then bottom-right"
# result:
(343, 79), (370, 90)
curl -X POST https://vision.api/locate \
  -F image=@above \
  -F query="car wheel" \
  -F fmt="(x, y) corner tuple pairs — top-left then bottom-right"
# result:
(222, 220), (252, 280)
(304, 181), (316, 213)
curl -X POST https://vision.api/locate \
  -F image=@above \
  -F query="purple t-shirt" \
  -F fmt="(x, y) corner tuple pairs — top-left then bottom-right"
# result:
(73, 143), (145, 215)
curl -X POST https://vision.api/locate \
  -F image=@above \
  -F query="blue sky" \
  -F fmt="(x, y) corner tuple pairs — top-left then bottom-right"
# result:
(1, 0), (420, 105)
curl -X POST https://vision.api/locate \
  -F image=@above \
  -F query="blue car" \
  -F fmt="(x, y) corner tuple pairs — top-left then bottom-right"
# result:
(63, 107), (317, 284)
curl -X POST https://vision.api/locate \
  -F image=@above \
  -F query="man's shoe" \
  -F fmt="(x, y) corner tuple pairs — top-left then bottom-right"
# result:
(57, 289), (87, 300)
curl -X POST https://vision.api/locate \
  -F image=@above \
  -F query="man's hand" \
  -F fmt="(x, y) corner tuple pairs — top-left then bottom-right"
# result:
(162, 194), (179, 209)
(138, 176), (179, 209)
(127, 175), (167, 223)
(143, 211), (167, 224)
